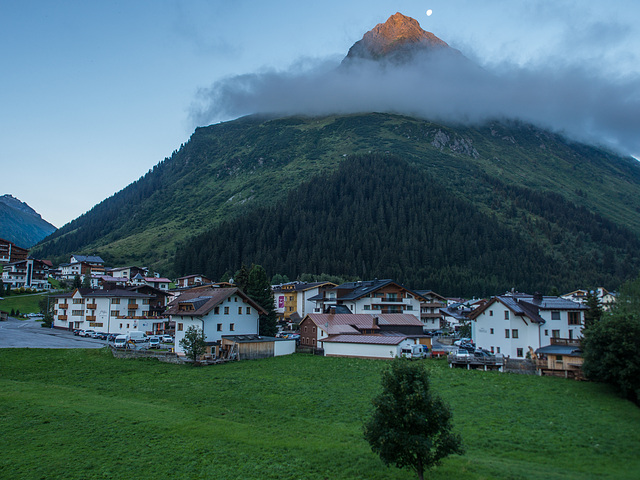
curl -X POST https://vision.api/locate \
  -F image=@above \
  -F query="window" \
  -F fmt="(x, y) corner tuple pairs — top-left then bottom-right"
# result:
(217, 323), (222, 331)
(490, 346), (495, 353)
(505, 329), (510, 338)
(552, 329), (560, 338)
(568, 312), (581, 325)
(364, 305), (371, 310)
(512, 329), (519, 339)
(73, 298), (84, 304)
(555, 355), (563, 362)
(111, 298), (120, 304)
(214, 306), (220, 315)
(304, 326), (308, 332)
(405, 305), (413, 311)
(504, 310), (509, 320)
(224, 306), (229, 314)
(545, 329), (549, 336)
(230, 323), (235, 331)
(119, 323), (123, 329)
(111, 310), (119, 317)
(178, 323), (183, 331)
(246, 307), (250, 315)
(289, 296), (294, 301)
(312, 327), (316, 333)
(551, 311), (561, 320)
(489, 310), (493, 316)
(496, 347), (501, 354)
(238, 307), (243, 315)
(72, 310), (84, 316)
(143, 299), (150, 305)
(235, 297), (238, 302)
(517, 348), (523, 357)
(490, 328), (494, 334)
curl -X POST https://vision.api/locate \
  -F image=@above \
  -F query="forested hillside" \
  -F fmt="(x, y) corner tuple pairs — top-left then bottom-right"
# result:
(32, 113), (640, 293)
(174, 155), (640, 296)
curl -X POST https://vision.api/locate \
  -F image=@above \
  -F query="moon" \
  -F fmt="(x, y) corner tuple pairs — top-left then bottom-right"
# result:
(426, 9), (433, 16)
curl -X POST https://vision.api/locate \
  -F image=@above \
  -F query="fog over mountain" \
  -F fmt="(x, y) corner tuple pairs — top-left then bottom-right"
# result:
(191, 13), (640, 158)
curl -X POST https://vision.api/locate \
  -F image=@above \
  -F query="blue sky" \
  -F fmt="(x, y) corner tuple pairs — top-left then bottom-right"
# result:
(2, 0), (639, 228)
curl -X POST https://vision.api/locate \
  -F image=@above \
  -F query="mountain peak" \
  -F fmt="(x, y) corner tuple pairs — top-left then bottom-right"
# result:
(344, 12), (451, 62)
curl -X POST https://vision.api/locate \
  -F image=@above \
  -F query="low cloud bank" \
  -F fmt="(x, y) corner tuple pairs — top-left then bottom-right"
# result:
(191, 51), (640, 157)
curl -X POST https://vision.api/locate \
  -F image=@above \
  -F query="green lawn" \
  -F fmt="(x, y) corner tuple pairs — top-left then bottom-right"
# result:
(0, 350), (638, 480)
(0, 292), (50, 315)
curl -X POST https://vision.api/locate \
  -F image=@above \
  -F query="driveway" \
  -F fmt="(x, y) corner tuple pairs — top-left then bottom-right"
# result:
(0, 316), (107, 348)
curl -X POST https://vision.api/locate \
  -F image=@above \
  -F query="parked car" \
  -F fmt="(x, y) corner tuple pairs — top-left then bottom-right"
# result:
(474, 349), (494, 358)
(82, 329), (96, 338)
(107, 333), (120, 342)
(148, 337), (161, 349)
(160, 335), (174, 343)
(114, 335), (127, 348)
(73, 329), (81, 336)
(95, 332), (109, 340)
(454, 348), (472, 357)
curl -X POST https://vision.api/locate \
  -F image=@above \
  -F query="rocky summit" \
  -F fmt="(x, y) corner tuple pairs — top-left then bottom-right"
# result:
(344, 12), (455, 63)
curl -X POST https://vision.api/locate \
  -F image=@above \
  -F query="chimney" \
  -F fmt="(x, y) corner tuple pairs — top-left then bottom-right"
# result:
(373, 316), (379, 327)
(330, 306), (336, 315)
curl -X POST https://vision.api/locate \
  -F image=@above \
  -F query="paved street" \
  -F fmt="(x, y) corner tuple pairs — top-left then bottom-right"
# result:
(0, 317), (107, 348)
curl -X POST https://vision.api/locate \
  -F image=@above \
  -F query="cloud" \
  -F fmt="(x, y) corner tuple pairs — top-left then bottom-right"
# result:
(190, 49), (640, 157)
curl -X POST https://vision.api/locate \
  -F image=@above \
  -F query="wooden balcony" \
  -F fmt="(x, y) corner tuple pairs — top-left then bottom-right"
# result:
(128, 303), (138, 309)
(86, 315), (96, 321)
(59, 304), (68, 309)
(58, 315), (68, 320)
(86, 303), (97, 309)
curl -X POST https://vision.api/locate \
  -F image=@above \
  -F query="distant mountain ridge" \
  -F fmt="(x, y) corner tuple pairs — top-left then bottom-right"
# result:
(0, 194), (56, 248)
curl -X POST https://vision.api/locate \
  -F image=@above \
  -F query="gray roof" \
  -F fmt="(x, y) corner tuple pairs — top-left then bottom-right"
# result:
(71, 255), (105, 264)
(55, 288), (152, 299)
(311, 279), (426, 302)
(535, 345), (583, 356)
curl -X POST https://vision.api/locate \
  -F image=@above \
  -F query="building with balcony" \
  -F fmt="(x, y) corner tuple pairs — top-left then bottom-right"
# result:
(2, 258), (50, 290)
(308, 279), (425, 321)
(272, 281), (336, 323)
(52, 288), (153, 332)
(415, 290), (447, 331)
(469, 292), (587, 358)
(0, 238), (28, 264)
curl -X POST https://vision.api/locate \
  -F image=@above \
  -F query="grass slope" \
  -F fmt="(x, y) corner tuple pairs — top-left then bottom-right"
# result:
(32, 113), (640, 274)
(0, 292), (49, 314)
(1, 350), (638, 480)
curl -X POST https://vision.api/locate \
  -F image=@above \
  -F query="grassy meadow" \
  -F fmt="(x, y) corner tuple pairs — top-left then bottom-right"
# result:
(1, 350), (638, 480)
(0, 292), (49, 315)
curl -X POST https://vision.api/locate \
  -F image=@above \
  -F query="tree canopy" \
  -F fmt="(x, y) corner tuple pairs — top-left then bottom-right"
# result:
(179, 325), (207, 365)
(582, 275), (640, 404)
(363, 359), (464, 480)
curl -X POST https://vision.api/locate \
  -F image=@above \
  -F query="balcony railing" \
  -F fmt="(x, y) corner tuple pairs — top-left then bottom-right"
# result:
(59, 304), (68, 309)
(86, 303), (97, 309)
(127, 303), (138, 309)
(58, 315), (68, 320)
(86, 315), (96, 321)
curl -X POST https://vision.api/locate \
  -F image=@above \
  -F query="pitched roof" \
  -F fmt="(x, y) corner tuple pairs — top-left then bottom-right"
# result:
(303, 313), (422, 334)
(535, 345), (583, 356)
(71, 255), (105, 264)
(272, 281), (336, 293)
(470, 293), (586, 323)
(164, 287), (266, 317)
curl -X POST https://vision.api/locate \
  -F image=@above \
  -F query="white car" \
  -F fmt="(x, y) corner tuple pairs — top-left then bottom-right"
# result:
(161, 335), (174, 343)
(82, 329), (96, 337)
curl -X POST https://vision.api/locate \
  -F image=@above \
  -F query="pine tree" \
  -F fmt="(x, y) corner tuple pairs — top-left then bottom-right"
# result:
(246, 265), (278, 337)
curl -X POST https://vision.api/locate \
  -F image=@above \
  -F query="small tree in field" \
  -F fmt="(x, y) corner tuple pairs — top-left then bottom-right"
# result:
(363, 359), (464, 480)
(179, 325), (207, 365)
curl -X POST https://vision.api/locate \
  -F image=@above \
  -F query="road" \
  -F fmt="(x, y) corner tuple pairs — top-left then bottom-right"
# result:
(0, 316), (107, 348)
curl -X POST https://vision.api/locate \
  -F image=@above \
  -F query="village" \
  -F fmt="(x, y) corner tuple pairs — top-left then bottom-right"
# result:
(1, 237), (613, 378)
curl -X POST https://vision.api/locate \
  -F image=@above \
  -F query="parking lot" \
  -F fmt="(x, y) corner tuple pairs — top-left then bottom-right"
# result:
(0, 316), (107, 348)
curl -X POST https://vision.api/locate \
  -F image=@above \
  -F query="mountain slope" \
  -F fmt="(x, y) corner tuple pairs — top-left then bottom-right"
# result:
(0, 195), (56, 248)
(32, 113), (640, 284)
(174, 154), (640, 296)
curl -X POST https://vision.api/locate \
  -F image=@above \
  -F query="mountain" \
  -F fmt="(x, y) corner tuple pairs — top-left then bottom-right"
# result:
(31, 14), (640, 295)
(343, 12), (458, 63)
(0, 195), (56, 248)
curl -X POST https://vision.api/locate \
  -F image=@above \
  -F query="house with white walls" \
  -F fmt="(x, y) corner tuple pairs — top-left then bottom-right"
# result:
(469, 292), (586, 359)
(164, 286), (267, 357)
(52, 288), (153, 332)
(299, 312), (427, 359)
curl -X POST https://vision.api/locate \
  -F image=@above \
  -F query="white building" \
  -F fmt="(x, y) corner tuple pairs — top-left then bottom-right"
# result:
(164, 286), (266, 356)
(469, 293), (586, 359)
(308, 279), (425, 321)
(272, 281), (336, 323)
(2, 258), (50, 290)
(53, 288), (154, 332)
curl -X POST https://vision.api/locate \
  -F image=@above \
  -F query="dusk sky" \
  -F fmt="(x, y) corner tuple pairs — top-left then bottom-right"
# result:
(2, 0), (639, 228)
